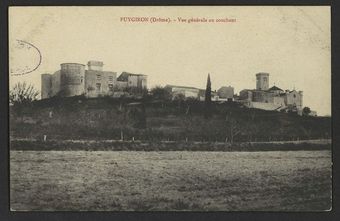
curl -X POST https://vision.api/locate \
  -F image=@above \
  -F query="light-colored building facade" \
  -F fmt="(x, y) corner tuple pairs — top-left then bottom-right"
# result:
(164, 84), (235, 102)
(41, 61), (147, 99)
(284, 90), (303, 110)
(238, 73), (303, 112)
(165, 85), (200, 99)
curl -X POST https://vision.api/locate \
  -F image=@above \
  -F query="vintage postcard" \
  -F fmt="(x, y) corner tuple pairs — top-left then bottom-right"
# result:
(9, 6), (331, 211)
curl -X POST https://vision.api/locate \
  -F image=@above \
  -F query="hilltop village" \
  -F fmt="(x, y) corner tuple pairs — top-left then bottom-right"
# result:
(41, 60), (316, 116)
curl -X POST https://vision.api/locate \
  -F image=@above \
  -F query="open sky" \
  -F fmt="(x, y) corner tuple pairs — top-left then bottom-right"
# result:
(9, 6), (331, 116)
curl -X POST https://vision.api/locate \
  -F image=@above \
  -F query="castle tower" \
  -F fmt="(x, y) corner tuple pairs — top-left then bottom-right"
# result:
(60, 63), (86, 97)
(256, 72), (269, 90)
(41, 73), (52, 99)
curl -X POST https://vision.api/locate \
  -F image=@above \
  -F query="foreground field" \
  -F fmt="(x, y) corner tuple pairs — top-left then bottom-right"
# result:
(10, 150), (331, 211)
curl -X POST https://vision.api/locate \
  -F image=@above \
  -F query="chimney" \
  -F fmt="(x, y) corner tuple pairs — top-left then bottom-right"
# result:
(87, 60), (104, 71)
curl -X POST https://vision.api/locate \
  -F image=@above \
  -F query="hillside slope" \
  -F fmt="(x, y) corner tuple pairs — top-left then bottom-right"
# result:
(10, 96), (331, 142)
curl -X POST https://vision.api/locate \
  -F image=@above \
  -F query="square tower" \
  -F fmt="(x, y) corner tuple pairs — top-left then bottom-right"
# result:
(256, 73), (269, 90)
(87, 60), (104, 71)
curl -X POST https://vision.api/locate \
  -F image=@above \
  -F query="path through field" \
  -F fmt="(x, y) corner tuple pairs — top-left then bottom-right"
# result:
(10, 150), (331, 211)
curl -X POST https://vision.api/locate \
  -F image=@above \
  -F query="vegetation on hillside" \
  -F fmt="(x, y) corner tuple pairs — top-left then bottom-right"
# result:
(10, 82), (39, 105)
(10, 91), (331, 143)
(204, 74), (212, 119)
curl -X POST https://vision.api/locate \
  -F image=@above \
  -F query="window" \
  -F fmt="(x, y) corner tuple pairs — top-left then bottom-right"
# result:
(80, 76), (84, 83)
(96, 83), (101, 92)
(293, 94), (296, 98)
(108, 84), (114, 91)
(108, 76), (114, 82)
(96, 74), (101, 81)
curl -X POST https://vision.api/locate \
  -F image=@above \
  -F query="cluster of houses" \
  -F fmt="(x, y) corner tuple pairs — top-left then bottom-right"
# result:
(164, 85), (234, 102)
(41, 60), (316, 115)
(164, 73), (315, 116)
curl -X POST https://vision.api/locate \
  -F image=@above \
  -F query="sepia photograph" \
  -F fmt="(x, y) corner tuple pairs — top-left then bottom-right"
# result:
(8, 6), (331, 211)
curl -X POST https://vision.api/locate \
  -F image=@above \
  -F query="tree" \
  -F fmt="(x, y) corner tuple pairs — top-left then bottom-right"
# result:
(150, 86), (172, 101)
(245, 110), (258, 142)
(173, 93), (185, 109)
(124, 86), (148, 97)
(10, 82), (39, 106)
(141, 88), (149, 99)
(224, 112), (244, 143)
(128, 104), (147, 129)
(10, 82), (39, 121)
(302, 107), (311, 116)
(173, 93), (185, 101)
(184, 97), (198, 115)
(115, 104), (129, 140)
(204, 74), (212, 118)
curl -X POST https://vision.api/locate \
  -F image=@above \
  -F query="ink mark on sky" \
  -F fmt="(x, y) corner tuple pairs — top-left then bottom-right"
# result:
(10, 39), (42, 76)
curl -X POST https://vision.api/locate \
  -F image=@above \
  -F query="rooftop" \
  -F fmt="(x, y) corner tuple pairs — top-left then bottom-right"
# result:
(268, 86), (283, 91)
(256, 72), (269, 76)
(60, 63), (85, 66)
(165, 85), (200, 90)
(218, 86), (234, 90)
(117, 72), (146, 81)
(88, 61), (104, 66)
(86, 70), (116, 74)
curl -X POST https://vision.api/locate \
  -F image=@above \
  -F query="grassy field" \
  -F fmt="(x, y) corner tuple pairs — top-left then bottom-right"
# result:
(10, 150), (332, 211)
(10, 138), (332, 151)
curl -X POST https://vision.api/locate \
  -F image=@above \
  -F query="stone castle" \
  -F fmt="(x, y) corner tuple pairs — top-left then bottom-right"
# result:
(41, 64), (309, 114)
(238, 73), (303, 112)
(41, 61), (147, 99)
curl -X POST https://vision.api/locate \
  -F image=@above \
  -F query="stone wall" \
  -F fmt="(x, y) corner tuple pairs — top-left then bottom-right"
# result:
(41, 74), (52, 99)
(51, 71), (61, 97)
(285, 90), (303, 110)
(252, 91), (274, 103)
(60, 63), (86, 97)
(239, 90), (252, 101)
(126, 75), (147, 89)
(217, 86), (234, 99)
(249, 101), (282, 111)
(85, 70), (117, 97)
(116, 81), (128, 90)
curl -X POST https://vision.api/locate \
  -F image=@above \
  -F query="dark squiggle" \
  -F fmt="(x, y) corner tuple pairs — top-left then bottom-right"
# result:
(11, 39), (42, 76)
